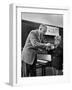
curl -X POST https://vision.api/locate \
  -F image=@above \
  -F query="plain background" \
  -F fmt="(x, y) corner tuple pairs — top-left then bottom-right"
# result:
(22, 13), (63, 27)
(0, 0), (72, 89)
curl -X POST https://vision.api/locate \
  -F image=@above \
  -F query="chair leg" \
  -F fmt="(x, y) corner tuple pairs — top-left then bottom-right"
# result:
(42, 66), (45, 76)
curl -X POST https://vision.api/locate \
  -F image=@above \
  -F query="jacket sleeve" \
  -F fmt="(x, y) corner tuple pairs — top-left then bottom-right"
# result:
(30, 32), (46, 48)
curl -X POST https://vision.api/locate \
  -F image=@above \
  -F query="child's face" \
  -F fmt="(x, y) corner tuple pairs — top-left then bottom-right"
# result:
(54, 36), (61, 46)
(54, 39), (60, 45)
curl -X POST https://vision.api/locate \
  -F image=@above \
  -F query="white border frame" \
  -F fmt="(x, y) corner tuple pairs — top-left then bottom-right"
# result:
(9, 4), (70, 86)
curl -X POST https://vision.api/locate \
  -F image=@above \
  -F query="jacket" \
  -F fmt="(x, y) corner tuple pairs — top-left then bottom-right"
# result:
(21, 29), (46, 65)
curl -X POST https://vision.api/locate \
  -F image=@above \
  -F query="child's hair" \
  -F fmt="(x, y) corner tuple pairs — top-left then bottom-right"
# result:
(54, 35), (61, 47)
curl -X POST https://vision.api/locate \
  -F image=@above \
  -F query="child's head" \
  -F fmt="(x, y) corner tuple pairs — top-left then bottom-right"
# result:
(54, 35), (61, 46)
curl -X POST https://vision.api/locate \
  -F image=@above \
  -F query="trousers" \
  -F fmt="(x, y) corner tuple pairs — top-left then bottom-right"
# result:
(21, 55), (37, 77)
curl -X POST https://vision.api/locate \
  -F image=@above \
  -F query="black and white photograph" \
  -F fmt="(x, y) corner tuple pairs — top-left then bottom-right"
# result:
(21, 12), (63, 77)
(9, 4), (70, 86)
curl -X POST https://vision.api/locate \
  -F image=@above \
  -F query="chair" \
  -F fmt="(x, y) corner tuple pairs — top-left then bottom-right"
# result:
(29, 54), (55, 76)
(21, 53), (57, 77)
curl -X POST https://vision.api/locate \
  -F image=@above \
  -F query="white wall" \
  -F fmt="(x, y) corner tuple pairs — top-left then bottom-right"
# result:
(22, 12), (63, 27)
